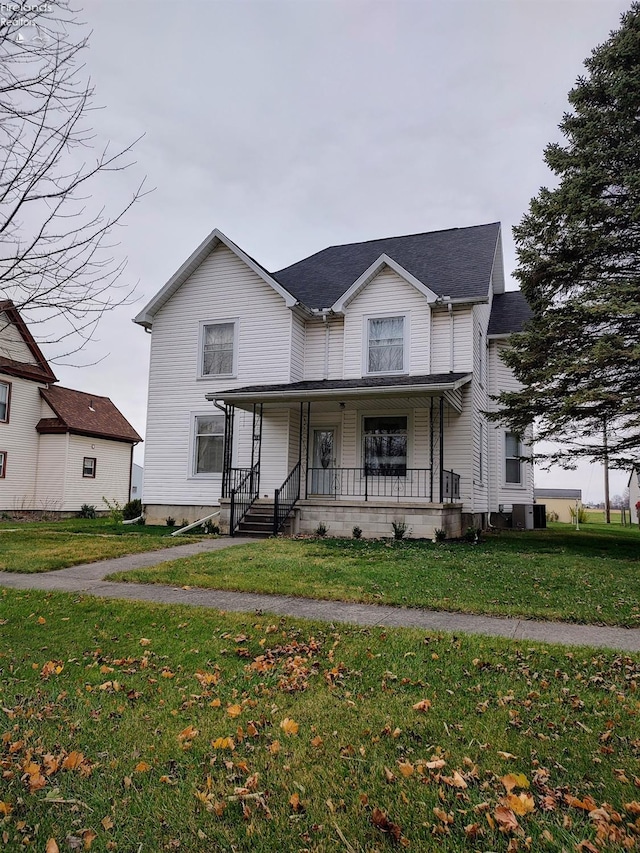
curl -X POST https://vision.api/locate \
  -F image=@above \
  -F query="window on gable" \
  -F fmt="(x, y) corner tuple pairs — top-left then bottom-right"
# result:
(367, 316), (404, 373)
(194, 415), (224, 475)
(0, 451), (6, 478)
(505, 433), (522, 485)
(201, 322), (235, 377)
(0, 381), (10, 422)
(83, 457), (96, 478)
(363, 416), (407, 476)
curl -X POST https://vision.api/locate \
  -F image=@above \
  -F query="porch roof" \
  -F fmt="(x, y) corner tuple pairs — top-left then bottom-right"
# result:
(206, 372), (472, 406)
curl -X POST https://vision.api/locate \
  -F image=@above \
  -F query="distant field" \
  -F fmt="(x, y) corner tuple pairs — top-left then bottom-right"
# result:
(583, 509), (635, 524)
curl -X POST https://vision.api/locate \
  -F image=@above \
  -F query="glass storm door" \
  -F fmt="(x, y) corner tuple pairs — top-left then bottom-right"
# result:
(311, 429), (336, 495)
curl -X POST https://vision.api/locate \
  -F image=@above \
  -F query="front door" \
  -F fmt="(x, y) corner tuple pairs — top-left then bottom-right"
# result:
(311, 428), (336, 495)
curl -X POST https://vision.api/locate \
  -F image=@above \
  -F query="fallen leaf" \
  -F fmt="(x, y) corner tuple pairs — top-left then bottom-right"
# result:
(494, 806), (520, 833)
(37, 616), (46, 625)
(139, 638), (151, 646)
(280, 718), (299, 736)
(442, 770), (467, 789)
(501, 773), (530, 792)
(101, 816), (114, 831)
(177, 725), (199, 741)
(0, 802), (12, 816)
(412, 698), (432, 712)
(45, 839), (59, 853)
(310, 735), (323, 748)
(433, 807), (454, 824)
(62, 751), (84, 771)
(505, 792), (535, 815)
(497, 751), (518, 761)
(289, 792), (303, 812)
(425, 758), (446, 770)
(226, 704), (242, 718)
(133, 761), (152, 773)
(81, 828), (97, 850)
(269, 740), (280, 755)
(398, 761), (414, 778)
(212, 737), (235, 751)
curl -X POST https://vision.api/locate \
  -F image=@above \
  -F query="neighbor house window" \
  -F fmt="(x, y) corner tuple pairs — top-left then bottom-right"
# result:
(363, 416), (407, 475)
(0, 451), (6, 478)
(201, 321), (236, 377)
(194, 414), (224, 475)
(83, 457), (96, 478)
(505, 433), (522, 484)
(0, 381), (10, 422)
(367, 316), (405, 373)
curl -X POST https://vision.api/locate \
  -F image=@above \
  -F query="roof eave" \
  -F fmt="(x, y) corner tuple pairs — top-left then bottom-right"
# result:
(206, 374), (472, 405)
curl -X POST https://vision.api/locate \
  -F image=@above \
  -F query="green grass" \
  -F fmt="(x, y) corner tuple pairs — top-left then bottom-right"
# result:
(109, 524), (640, 627)
(0, 589), (638, 852)
(0, 518), (205, 573)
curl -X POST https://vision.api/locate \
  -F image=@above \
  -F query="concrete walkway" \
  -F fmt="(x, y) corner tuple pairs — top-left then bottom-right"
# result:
(1, 537), (639, 653)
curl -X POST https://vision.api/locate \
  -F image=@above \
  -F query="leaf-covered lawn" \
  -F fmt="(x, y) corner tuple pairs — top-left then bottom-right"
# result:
(109, 525), (640, 627)
(0, 518), (203, 573)
(0, 589), (638, 852)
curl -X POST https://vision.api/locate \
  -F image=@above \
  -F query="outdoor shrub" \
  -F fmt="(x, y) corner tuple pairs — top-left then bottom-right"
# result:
(464, 526), (481, 543)
(314, 522), (328, 537)
(180, 519), (189, 528)
(434, 527), (446, 542)
(135, 516), (146, 526)
(102, 497), (123, 524)
(569, 505), (588, 524)
(352, 526), (362, 539)
(122, 499), (142, 520)
(391, 520), (410, 540)
(165, 516), (176, 527)
(546, 510), (559, 523)
(201, 519), (220, 535)
(78, 503), (97, 519)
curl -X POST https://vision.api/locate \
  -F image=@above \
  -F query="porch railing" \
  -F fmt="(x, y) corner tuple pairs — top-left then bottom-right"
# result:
(229, 462), (260, 536)
(306, 467), (460, 502)
(273, 461), (301, 535)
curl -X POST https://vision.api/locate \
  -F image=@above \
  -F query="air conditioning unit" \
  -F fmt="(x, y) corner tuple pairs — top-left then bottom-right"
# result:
(512, 504), (534, 530)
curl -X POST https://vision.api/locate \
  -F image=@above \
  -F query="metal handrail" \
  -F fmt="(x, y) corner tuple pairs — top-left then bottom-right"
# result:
(305, 467), (461, 503)
(229, 462), (260, 536)
(273, 461), (301, 535)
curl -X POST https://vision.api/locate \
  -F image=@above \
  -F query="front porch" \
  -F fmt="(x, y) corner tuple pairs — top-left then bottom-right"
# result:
(208, 372), (472, 539)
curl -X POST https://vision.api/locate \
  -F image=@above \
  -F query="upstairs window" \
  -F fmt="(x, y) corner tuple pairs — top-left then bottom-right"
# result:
(0, 381), (10, 422)
(83, 457), (96, 478)
(0, 451), (6, 478)
(367, 316), (405, 374)
(363, 415), (407, 476)
(505, 433), (522, 484)
(194, 415), (224, 475)
(201, 321), (236, 377)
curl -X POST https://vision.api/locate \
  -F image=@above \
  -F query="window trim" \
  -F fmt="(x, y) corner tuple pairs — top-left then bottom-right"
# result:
(197, 318), (238, 380)
(361, 413), (409, 477)
(0, 450), (6, 479)
(82, 456), (97, 478)
(0, 380), (11, 424)
(363, 313), (409, 376)
(504, 432), (524, 487)
(189, 411), (225, 479)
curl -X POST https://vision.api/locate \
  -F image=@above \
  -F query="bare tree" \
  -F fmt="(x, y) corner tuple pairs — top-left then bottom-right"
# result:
(0, 1), (146, 356)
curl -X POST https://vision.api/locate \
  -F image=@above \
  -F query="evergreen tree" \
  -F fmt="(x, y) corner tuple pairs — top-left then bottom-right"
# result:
(496, 4), (640, 468)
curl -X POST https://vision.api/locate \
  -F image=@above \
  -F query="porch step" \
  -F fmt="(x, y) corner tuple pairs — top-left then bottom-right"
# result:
(235, 502), (294, 537)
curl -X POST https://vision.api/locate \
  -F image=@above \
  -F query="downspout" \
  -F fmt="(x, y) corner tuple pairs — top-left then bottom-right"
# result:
(322, 310), (330, 380)
(447, 299), (454, 372)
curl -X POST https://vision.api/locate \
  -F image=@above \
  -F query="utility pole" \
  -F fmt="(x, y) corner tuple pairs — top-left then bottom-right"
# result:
(603, 419), (611, 524)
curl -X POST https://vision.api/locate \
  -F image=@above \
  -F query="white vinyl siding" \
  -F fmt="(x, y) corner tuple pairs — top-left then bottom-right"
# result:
(143, 243), (292, 505)
(342, 267), (430, 378)
(63, 435), (132, 510)
(304, 316), (344, 380)
(430, 306), (474, 373)
(0, 312), (38, 364)
(0, 375), (42, 510)
(290, 315), (305, 381)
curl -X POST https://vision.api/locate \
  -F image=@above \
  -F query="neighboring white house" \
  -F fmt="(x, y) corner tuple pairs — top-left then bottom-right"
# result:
(130, 463), (144, 501)
(0, 300), (142, 515)
(629, 468), (640, 524)
(135, 223), (534, 538)
(534, 488), (582, 523)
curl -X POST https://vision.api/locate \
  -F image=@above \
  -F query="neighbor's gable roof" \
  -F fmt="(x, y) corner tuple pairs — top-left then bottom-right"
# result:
(534, 488), (582, 500)
(487, 291), (533, 338)
(273, 222), (502, 309)
(37, 386), (141, 443)
(0, 299), (57, 384)
(134, 229), (299, 329)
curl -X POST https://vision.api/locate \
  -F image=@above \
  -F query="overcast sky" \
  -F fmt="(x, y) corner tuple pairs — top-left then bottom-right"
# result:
(36, 0), (632, 503)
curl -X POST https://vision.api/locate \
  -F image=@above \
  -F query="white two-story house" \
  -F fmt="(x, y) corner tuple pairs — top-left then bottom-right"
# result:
(0, 300), (141, 515)
(135, 222), (533, 538)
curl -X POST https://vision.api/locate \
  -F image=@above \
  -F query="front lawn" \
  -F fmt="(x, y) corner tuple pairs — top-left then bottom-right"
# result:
(109, 525), (640, 627)
(0, 589), (638, 852)
(0, 518), (204, 573)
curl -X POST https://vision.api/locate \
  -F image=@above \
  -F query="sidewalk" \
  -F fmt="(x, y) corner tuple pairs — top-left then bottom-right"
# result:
(1, 537), (638, 652)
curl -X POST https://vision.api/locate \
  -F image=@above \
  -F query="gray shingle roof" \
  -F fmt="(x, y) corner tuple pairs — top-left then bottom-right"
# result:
(215, 373), (471, 399)
(534, 488), (582, 500)
(488, 291), (532, 336)
(272, 223), (501, 308)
